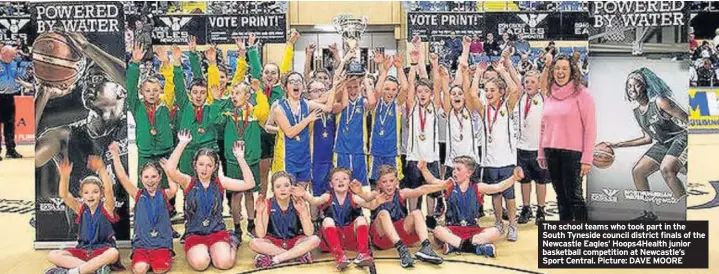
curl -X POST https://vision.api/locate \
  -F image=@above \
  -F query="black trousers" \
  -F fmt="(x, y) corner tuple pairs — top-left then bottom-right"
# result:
(0, 94), (16, 152)
(544, 148), (587, 221)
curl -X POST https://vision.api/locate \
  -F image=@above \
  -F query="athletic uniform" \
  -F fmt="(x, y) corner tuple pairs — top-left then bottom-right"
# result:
(334, 97), (369, 185)
(265, 198), (305, 249)
(369, 99), (402, 180)
(131, 190), (174, 272)
(311, 113), (336, 196)
(127, 63), (174, 189)
(481, 100), (518, 199)
(405, 103), (441, 188)
(64, 204), (120, 263)
(318, 192), (367, 252)
(634, 98), (688, 166)
(442, 182), (485, 240)
(514, 93), (550, 184)
(182, 177), (230, 253)
(369, 189), (420, 250)
(272, 98), (312, 182)
(248, 45), (287, 161)
(444, 108), (481, 182)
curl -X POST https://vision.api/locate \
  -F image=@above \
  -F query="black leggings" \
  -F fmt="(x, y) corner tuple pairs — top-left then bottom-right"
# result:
(544, 148), (587, 221)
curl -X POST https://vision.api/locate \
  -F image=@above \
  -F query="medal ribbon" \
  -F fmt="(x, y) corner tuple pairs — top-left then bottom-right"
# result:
(454, 109), (464, 132)
(486, 99), (503, 137)
(378, 100), (393, 129)
(144, 191), (160, 233)
(345, 99), (358, 128)
(194, 106), (204, 124)
(285, 100), (302, 126)
(264, 85), (272, 100)
(234, 105), (250, 137)
(523, 95), (532, 122)
(419, 105), (428, 133)
(146, 103), (157, 128)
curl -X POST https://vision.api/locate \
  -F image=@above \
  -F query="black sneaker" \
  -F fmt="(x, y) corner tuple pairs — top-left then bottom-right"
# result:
(233, 228), (243, 245)
(5, 150), (22, 159)
(397, 243), (415, 268)
(43, 267), (68, 274)
(478, 204), (486, 219)
(501, 208), (509, 221)
(426, 216), (437, 230)
(633, 211), (658, 221)
(172, 228), (181, 239)
(229, 231), (242, 250)
(247, 220), (256, 236)
(415, 241), (443, 264)
(517, 206), (533, 224)
(535, 207), (546, 225)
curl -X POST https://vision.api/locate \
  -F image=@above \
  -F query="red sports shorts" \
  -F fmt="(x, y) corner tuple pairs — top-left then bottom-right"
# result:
(369, 219), (420, 250)
(131, 248), (173, 273)
(265, 235), (304, 250)
(183, 230), (231, 253)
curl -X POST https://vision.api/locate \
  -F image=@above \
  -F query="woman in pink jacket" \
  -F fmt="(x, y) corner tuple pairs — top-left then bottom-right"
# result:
(537, 53), (596, 221)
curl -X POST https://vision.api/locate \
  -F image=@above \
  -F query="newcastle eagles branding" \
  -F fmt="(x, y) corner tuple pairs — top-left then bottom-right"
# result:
(35, 4), (121, 33)
(499, 13), (549, 39)
(152, 16), (201, 44)
(0, 18), (30, 44)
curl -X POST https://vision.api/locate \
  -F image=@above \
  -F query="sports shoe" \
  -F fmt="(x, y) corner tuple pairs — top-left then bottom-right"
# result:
(633, 211), (658, 221)
(535, 207), (546, 225)
(5, 150), (22, 159)
(43, 268), (68, 274)
(334, 254), (351, 270)
(475, 243), (496, 258)
(353, 252), (374, 267)
(517, 206), (533, 224)
(95, 265), (111, 274)
(230, 231), (242, 250)
(397, 243), (415, 268)
(298, 252), (313, 264)
(415, 241), (443, 264)
(495, 221), (505, 234)
(442, 242), (459, 255)
(233, 228), (243, 244)
(254, 254), (274, 268)
(172, 228), (181, 239)
(507, 224), (518, 242)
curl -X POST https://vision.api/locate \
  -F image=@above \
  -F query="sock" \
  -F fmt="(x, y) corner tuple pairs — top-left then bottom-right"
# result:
(421, 239), (431, 247)
(459, 239), (476, 253)
(323, 226), (343, 256)
(234, 223), (241, 231)
(356, 225), (369, 254)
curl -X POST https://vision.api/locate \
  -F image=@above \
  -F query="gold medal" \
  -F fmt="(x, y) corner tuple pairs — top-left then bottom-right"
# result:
(322, 131), (328, 138)
(295, 136), (301, 141)
(419, 132), (426, 141)
(379, 129), (384, 136)
(198, 128), (205, 134)
(459, 134), (463, 141)
(150, 229), (158, 238)
(460, 220), (468, 227)
(150, 128), (157, 136)
(202, 219), (210, 227)
(488, 135), (493, 143)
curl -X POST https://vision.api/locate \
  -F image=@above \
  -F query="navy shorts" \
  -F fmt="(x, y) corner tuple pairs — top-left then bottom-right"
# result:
(482, 166), (516, 199)
(517, 149), (550, 184)
(287, 168), (312, 183)
(312, 162), (332, 197)
(369, 155), (400, 181)
(403, 160), (440, 190)
(335, 153), (368, 186)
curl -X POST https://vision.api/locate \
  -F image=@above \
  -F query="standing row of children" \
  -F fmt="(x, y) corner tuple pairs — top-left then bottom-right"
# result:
(45, 30), (551, 273)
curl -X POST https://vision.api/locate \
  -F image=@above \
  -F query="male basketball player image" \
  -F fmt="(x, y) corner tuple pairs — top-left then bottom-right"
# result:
(601, 68), (688, 221)
(33, 30), (128, 234)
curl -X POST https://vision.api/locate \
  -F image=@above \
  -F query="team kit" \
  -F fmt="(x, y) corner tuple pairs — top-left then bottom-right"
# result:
(37, 8), (587, 274)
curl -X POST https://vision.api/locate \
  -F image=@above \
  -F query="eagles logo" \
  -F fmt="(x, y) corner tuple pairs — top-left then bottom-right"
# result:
(533, 98), (539, 105)
(500, 110), (506, 116)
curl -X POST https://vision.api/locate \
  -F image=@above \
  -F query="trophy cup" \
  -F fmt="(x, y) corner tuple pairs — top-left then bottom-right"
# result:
(333, 14), (369, 76)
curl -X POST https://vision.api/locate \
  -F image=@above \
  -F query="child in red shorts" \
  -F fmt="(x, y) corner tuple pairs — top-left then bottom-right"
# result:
(108, 142), (177, 273)
(44, 156), (122, 274)
(367, 164), (448, 268)
(162, 130), (257, 271)
(290, 167), (385, 270)
(249, 171), (321, 268)
(421, 156), (524, 257)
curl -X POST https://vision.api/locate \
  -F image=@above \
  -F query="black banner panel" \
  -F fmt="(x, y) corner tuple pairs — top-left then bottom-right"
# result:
(0, 16), (32, 45)
(407, 12), (485, 41)
(207, 14), (287, 44)
(33, 2), (130, 245)
(152, 15), (207, 45)
(539, 221), (708, 268)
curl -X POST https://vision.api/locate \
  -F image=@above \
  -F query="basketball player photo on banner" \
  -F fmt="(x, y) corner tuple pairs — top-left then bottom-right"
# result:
(587, 1), (689, 221)
(32, 2), (129, 247)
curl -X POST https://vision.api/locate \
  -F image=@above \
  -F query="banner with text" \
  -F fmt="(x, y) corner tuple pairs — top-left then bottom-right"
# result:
(207, 14), (287, 44)
(689, 88), (719, 133)
(33, 2), (130, 247)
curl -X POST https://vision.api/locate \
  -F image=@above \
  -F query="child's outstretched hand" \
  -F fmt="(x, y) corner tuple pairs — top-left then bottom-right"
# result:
(87, 155), (104, 173)
(375, 192), (392, 205)
(108, 142), (120, 157)
(233, 140), (246, 161)
(177, 129), (193, 144)
(251, 79), (262, 92)
(417, 160), (428, 172)
(171, 45), (182, 64)
(255, 195), (267, 214)
(57, 158), (73, 179)
(513, 167), (525, 182)
(290, 185), (307, 199)
(293, 197), (307, 214)
(349, 179), (363, 194)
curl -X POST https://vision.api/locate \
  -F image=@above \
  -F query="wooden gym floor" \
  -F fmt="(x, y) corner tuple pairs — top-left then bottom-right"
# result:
(0, 136), (717, 273)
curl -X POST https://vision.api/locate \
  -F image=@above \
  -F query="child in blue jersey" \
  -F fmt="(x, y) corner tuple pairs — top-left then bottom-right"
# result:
(271, 72), (338, 187)
(367, 165), (446, 268)
(109, 142), (178, 274)
(369, 51), (409, 183)
(250, 171), (321, 268)
(421, 156), (523, 257)
(290, 167), (382, 270)
(162, 130), (256, 271)
(45, 156), (121, 274)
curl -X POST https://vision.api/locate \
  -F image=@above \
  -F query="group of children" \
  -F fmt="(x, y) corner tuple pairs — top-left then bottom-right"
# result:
(45, 31), (551, 273)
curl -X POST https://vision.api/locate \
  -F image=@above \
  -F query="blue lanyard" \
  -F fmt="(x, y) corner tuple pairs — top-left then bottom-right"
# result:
(144, 191), (160, 231)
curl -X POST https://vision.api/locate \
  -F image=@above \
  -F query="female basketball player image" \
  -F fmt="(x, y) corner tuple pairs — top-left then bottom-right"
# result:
(601, 68), (688, 221)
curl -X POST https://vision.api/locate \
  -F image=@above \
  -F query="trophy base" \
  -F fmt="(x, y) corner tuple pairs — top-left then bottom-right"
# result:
(345, 60), (366, 76)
